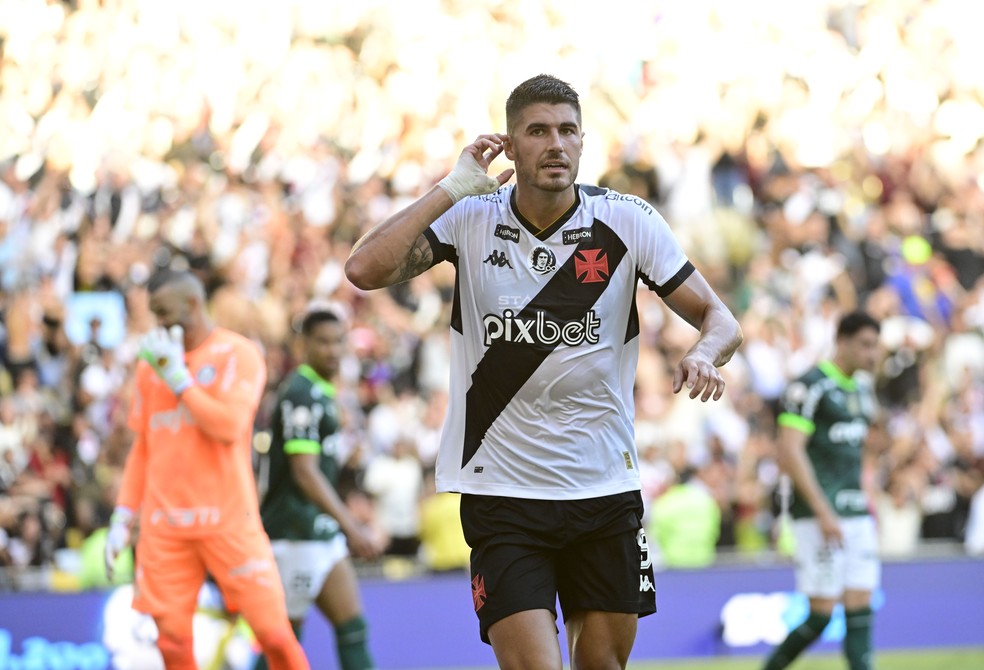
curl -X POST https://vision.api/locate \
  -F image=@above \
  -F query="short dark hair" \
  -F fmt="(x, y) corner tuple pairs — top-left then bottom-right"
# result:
(506, 74), (581, 132)
(300, 308), (342, 336)
(836, 310), (880, 338)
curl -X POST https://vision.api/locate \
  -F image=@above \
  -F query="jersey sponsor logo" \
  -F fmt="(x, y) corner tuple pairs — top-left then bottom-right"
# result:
(828, 419), (867, 443)
(562, 227), (593, 245)
(149, 404), (194, 433)
(149, 506), (220, 528)
(472, 574), (487, 611)
(196, 364), (217, 385)
(483, 249), (513, 268)
(529, 246), (557, 274)
(483, 309), (601, 347)
(494, 224), (520, 243)
(575, 249), (610, 283)
(605, 191), (654, 215)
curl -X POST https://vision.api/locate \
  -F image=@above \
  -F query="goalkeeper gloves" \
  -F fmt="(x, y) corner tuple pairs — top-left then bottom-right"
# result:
(437, 150), (502, 204)
(139, 325), (194, 395)
(105, 506), (133, 581)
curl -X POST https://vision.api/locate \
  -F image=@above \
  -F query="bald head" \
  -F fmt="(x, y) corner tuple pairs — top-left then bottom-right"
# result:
(147, 269), (206, 301)
(146, 269), (210, 343)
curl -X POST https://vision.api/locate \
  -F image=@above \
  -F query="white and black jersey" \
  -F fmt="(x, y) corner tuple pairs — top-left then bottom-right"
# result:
(424, 184), (693, 500)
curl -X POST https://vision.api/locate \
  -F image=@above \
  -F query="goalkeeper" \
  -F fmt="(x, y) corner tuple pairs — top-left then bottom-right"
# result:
(105, 268), (309, 670)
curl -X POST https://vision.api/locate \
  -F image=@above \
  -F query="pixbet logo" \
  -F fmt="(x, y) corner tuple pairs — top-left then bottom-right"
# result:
(483, 309), (601, 346)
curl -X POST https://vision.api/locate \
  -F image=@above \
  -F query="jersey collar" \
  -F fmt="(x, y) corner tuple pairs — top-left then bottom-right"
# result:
(818, 360), (856, 391)
(297, 364), (337, 397)
(510, 185), (581, 240)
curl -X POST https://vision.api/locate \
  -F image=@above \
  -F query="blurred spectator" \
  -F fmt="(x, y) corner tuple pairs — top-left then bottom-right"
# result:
(417, 470), (470, 574)
(362, 436), (423, 558)
(648, 464), (723, 569)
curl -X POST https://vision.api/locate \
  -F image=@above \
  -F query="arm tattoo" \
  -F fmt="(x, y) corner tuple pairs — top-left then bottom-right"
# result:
(397, 235), (433, 283)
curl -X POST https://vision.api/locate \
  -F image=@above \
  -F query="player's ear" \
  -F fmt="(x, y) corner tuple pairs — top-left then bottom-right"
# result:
(503, 134), (515, 161)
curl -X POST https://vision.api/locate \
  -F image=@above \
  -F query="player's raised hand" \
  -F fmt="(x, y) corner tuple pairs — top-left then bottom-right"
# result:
(105, 506), (134, 581)
(672, 351), (726, 402)
(437, 134), (515, 203)
(139, 325), (194, 395)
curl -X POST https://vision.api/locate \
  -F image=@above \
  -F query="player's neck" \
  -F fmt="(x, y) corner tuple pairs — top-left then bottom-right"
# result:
(514, 185), (575, 231)
(829, 356), (855, 378)
(184, 320), (215, 352)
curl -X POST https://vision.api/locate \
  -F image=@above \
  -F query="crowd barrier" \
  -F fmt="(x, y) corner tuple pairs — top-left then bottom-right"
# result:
(1, 556), (981, 669)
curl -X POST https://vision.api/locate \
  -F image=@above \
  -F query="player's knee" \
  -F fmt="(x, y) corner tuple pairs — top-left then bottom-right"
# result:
(254, 622), (296, 652)
(571, 644), (630, 670)
(157, 630), (196, 670)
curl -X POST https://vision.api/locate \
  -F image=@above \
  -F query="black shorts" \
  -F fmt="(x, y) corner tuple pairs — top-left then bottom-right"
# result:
(460, 490), (657, 644)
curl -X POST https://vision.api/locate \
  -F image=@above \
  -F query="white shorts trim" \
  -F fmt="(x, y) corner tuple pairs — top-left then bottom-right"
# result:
(270, 536), (348, 619)
(792, 515), (880, 598)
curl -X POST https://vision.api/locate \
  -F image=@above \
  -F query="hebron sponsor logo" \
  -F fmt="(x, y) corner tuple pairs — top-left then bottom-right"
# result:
(494, 224), (520, 243)
(483, 309), (601, 347)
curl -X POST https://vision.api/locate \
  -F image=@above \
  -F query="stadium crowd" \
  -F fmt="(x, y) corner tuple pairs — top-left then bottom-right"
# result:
(1, 0), (983, 584)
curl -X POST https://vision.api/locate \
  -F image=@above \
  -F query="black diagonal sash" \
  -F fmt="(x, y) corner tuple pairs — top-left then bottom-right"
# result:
(461, 219), (628, 468)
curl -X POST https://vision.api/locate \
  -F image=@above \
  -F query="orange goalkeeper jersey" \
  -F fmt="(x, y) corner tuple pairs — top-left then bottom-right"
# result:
(118, 327), (267, 537)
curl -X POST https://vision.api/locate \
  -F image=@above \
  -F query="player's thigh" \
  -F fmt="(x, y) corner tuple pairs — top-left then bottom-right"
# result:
(488, 608), (564, 670)
(315, 556), (365, 625)
(133, 532), (205, 620)
(556, 499), (656, 621)
(460, 494), (562, 645)
(201, 525), (288, 629)
(270, 537), (347, 621)
(843, 516), (880, 593)
(792, 518), (846, 599)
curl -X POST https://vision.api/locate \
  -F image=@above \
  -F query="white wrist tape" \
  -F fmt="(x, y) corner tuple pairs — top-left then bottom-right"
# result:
(437, 153), (500, 203)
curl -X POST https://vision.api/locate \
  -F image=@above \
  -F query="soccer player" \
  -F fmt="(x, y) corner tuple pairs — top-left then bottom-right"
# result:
(104, 269), (309, 670)
(344, 74), (743, 670)
(763, 310), (882, 670)
(255, 305), (383, 670)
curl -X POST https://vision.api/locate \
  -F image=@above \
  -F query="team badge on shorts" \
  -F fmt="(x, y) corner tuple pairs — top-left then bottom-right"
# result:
(529, 246), (557, 274)
(472, 573), (487, 611)
(196, 365), (217, 385)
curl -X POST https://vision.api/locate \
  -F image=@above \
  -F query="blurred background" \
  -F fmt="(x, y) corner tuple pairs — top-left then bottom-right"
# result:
(0, 0), (982, 667)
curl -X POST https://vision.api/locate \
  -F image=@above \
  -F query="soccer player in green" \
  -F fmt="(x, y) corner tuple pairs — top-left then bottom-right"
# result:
(764, 311), (882, 670)
(254, 305), (384, 670)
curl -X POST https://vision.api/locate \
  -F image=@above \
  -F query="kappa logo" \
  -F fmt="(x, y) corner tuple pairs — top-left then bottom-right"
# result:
(484, 250), (513, 268)
(472, 574), (487, 611)
(494, 224), (520, 243)
(574, 248), (609, 283)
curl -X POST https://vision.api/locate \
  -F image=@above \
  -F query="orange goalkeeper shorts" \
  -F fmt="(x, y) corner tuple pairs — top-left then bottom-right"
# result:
(133, 523), (289, 631)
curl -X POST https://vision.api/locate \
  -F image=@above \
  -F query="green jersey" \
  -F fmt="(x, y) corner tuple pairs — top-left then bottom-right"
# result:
(260, 364), (343, 541)
(778, 361), (876, 520)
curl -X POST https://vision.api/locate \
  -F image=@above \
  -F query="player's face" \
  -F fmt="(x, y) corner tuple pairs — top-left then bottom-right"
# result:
(305, 320), (346, 379)
(504, 102), (583, 194)
(148, 286), (193, 331)
(841, 327), (881, 374)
